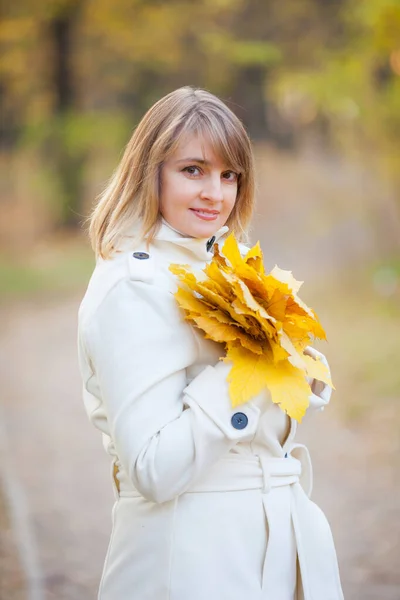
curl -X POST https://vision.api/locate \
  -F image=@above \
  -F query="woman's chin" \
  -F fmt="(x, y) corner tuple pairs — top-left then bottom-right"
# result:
(186, 217), (226, 239)
(190, 225), (220, 239)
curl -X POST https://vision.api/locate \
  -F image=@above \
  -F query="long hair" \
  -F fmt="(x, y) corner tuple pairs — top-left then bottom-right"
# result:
(88, 87), (256, 259)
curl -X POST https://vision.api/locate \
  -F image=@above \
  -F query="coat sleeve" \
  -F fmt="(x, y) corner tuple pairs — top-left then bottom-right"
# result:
(80, 277), (261, 504)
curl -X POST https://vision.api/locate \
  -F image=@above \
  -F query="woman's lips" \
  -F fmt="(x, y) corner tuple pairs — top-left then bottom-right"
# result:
(190, 209), (219, 221)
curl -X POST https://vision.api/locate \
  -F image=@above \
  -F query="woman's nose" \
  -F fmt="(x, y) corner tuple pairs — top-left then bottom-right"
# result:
(200, 174), (224, 202)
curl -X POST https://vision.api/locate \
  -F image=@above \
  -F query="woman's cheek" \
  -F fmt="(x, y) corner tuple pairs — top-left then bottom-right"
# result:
(227, 188), (238, 210)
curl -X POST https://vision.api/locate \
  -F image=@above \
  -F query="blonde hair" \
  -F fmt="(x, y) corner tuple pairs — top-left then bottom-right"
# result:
(88, 86), (256, 259)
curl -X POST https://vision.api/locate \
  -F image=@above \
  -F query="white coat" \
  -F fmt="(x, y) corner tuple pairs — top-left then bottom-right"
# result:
(77, 220), (344, 600)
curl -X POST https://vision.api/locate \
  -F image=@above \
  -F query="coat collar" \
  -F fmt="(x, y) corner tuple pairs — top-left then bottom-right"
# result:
(154, 218), (229, 261)
(121, 218), (229, 262)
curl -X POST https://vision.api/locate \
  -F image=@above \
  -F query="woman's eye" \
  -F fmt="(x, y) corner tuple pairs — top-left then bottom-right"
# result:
(183, 166), (201, 176)
(222, 171), (238, 182)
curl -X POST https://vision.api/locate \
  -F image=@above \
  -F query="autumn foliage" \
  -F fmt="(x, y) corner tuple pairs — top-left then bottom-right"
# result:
(170, 234), (333, 422)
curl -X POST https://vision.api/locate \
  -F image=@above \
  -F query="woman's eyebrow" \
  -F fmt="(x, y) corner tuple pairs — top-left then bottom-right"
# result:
(175, 157), (210, 165)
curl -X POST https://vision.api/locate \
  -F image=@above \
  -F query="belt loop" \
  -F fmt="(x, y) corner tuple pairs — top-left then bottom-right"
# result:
(259, 456), (271, 493)
(287, 443), (312, 497)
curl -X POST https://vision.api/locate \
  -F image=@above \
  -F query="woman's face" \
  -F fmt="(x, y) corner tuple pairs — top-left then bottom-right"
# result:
(160, 133), (238, 239)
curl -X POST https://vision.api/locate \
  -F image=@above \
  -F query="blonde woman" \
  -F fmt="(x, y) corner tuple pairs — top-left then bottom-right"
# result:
(77, 87), (344, 600)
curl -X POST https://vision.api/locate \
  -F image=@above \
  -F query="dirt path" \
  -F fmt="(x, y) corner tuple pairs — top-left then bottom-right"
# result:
(0, 297), (114, 599)
(1, 291), (399, 600)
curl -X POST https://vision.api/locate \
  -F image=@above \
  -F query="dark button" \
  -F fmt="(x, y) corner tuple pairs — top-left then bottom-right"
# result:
(206, 236), (216, 252)
(133, 252), (149, 260)
(231, 412), (248, 430)
(284, 453), (288, 458)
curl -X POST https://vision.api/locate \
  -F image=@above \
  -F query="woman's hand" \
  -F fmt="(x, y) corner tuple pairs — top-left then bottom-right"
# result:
(304, 346), (333, 411)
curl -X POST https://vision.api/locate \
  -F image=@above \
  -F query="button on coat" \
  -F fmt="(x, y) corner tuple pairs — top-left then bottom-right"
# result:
(206, 235), (216, 252)
(231, 412), (248, 430)
(132, 251), (149, 260)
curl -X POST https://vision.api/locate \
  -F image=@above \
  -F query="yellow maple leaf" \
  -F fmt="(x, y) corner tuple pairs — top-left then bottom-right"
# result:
(169, 263), (198, 287)
(270, 265), (303, 295)
(232, 268), (270, 307)
(192, 315), (264, 354)
(269, 339), (290, 364)
(261, 273), (292, 299)
(194, 282), (250, 329)
(231, 298), (277, 339)
(244, 241), (265, 274)
(266, 288), (288, 322)
(175, 287), (208, 315)
(212, 244), (229, 270)
(224, 344), (273, 407)
(302, 353), (334, 388)
(220, 233), (244, 269)
(205, 308), (235, 325)
(224, 345), (310, 422)
(279, 332), (306, 369)
(260, 360), (311, 423)
(204, 261), (233, 297)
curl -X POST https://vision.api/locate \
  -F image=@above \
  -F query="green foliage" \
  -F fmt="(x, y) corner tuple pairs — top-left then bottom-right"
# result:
(271, 0), (400, 180)
(0, 244), (94, 301)
(19, 111), (133, 225)
(230, 40), (282, 67)
(22, 111), (132, 155)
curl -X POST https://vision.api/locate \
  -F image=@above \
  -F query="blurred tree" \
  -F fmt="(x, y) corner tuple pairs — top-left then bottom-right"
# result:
(0, 0), (87, 227)
(48, 0), (86, 227)
(0, 0), (399, 236)
(272, 0), (400, 182)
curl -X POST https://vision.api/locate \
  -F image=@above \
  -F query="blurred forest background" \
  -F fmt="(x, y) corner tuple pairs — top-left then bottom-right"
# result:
(1, 1), (400, 599)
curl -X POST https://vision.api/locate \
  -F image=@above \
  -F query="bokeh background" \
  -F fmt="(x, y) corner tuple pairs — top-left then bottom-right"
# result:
(1, 1), (399, 599)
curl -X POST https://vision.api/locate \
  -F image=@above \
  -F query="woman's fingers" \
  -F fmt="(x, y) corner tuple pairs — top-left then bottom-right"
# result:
(304, 346), (333, 410)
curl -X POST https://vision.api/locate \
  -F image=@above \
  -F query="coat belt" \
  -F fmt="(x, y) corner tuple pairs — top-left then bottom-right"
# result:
(114, 450), (307, 497)
(187, 454), (301, 493)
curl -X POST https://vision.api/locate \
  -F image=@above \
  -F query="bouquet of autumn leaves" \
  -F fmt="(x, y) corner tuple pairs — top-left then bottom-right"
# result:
(169, 235), (333, 423)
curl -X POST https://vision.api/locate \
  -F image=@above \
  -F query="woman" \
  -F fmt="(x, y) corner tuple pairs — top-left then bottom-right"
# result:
(77, 86), (344, 599)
